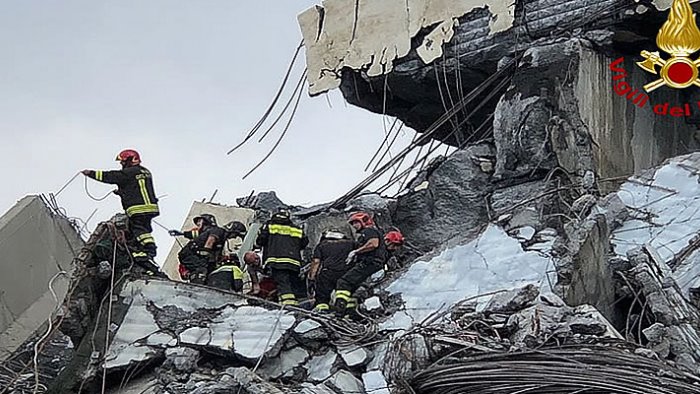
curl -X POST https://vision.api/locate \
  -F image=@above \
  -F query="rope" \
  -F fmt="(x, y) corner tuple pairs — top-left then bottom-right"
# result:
(84, 177), (112, 202)
(54, 172), (81, 197)
(100, 239), (118, 394)
(32, 271), (68, 394)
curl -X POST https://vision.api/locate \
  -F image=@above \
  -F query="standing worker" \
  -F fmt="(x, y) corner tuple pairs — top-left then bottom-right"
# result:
(333, 212), (387, 315)
(309, 229), (355, 313)
(82, 149), (162, 275)
(169, 214), (227, 284)
(255, 209), (308, 306)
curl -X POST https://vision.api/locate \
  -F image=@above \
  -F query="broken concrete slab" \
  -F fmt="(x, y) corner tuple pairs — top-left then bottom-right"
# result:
(324, 370), (366, 394)
(164, 347), (200, 373)
(361, 370), (390, 394)
(305, 351), (337, 382)
(104, 279), (295, 370)
(339, 346), (369, 368)
(259, 347), (310, 380)
(363, 296), (383, 312)
(484, 284), (540, 314)
(293, 319), (328, 342)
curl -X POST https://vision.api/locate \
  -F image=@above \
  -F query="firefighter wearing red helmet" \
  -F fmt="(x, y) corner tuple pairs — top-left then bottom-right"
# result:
(333, 211), (387, 315)
(82, 149), (162, 275)
(384, 229), (405, 271)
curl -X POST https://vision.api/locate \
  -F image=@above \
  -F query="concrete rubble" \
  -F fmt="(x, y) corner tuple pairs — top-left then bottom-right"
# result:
(7, 0), (700, 392)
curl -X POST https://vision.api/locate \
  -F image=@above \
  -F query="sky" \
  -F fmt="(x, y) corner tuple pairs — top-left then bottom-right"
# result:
(0, 1), (420, 265)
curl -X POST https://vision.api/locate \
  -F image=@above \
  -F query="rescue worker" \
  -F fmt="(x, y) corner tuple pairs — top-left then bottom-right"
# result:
(309, 229), (355, 313)
(82, 149), (162, 275)
(208, 253), (244, 292)
(333, 212), (387, 314)
(255, 209), (309, 306)
(383, 230), (405, 271)
(169, 214), (226, 284)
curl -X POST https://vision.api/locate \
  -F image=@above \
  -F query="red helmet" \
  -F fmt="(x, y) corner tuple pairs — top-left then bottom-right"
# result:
(384, 230), (405, 246)
(348, 212), (374, 228)
(116, 149), (141, 165)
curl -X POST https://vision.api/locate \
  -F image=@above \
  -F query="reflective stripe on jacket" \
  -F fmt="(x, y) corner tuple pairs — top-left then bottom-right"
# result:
(89, 165), (159, 217)
(255, 221), (309, 269)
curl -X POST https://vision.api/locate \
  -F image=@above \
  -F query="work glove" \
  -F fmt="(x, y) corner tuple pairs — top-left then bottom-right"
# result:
(169, 230), (184, 237)
(345, 250), (358, 264)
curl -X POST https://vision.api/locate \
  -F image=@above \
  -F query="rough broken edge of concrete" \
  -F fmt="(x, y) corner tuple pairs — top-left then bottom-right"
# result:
(649, 0), (699, 11)
(298, 0), (515, 95)
(104, 279), (296, 370)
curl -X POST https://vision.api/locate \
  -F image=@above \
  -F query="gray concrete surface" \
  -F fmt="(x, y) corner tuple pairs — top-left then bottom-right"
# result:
(0, 195), (83, 360)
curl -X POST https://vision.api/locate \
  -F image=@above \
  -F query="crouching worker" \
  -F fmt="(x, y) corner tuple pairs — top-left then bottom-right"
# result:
(208, 253), (244, 292)
(169, 213), (225, 284)
(309, 229), (355, 313)
(383, 230), (405, 271)
(333, 212), (387, 316)
(255, 209), (309, 306)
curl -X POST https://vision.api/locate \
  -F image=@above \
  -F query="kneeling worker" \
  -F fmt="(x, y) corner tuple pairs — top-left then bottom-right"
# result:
(208, 253), (244, 292)
(169, 214), (226, 284)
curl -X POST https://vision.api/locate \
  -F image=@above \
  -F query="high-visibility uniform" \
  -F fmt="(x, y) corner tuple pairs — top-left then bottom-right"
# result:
(334, 227), (387, 311)
(256, 219), (308, 306)
(85, 165), (159, 265)
(178, 225), (226, 284)
(207, 264), (244, 292)
(312, 238), (355, 311)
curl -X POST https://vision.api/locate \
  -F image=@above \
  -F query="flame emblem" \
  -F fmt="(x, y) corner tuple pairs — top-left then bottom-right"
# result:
(637, 0), (700, 92)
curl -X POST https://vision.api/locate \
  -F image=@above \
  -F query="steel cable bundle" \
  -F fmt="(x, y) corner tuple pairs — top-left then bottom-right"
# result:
(411, 345), (700, 393)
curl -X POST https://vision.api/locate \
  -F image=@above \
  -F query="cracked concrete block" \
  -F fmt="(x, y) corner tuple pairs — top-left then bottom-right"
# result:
(363, 296), (383, 312)
(180, 327), (212, 347)
(164, 347), (200, 373)
(484, 285), (540, 314)
(513, 226), (536, 241)
(324, 370), (366, 394)
(299, 383), (336, 394)
(366, 343), (389, 372)
(294, 319), (328, 342)
(259, 347), (310, 380)
(568, 316), (606, 336)
(305, 351), (337, 382)
(643, 323), (666, 344)
(675, 353), (698, 374)
(223, 367), (285, 394)
(339, 346), (369, 368)
(361, 371), (390, 394)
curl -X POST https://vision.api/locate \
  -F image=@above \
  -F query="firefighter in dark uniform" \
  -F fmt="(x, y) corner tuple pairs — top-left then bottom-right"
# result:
(255, 209), (309, 306)
(208, 253), (245, 292)
(82, 149), (162, 274)
(169, 213), (226, 284)
(333, 212), (387, 314)
(309, 229), (355, 313)
(383, 230), (405, 271)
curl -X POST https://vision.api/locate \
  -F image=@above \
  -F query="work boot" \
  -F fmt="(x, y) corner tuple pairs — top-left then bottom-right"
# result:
(333, 298), (347, 317)
(313, 303), (332, 314)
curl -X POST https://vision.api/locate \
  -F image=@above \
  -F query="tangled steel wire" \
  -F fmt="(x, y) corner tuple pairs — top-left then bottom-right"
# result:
(410, 344), (700, 393)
